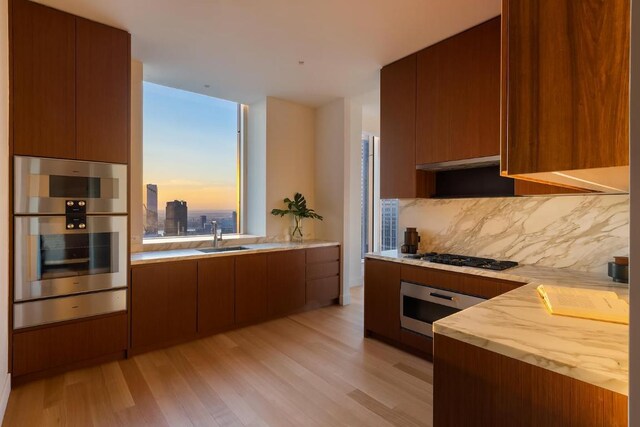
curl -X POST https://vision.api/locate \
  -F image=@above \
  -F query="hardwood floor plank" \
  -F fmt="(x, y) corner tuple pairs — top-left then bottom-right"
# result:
(3, 287), (434, 427)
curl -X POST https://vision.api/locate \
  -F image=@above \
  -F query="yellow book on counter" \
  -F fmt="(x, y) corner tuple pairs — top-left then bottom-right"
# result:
(536, 284), (629, 325)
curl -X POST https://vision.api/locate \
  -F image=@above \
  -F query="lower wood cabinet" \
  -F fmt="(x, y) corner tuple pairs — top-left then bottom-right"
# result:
(235, 254), (268, 324)
(131, 260), (197, 350)
(364, 258), (401, 342)
(12, 312), (127, 380)
(433, 334), (628, 426)
(267, 250), (306, 316)
(306, 246), (341, 305)
(198, 257), (235, 334)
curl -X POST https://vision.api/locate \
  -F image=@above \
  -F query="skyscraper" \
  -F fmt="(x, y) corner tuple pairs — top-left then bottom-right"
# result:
(145, 184), (158, 235)
(165, 200), (188, 236)
(380, 199), (398, 251)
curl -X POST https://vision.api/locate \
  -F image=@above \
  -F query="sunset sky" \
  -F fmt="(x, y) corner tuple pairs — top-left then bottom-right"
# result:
(143, 82), (238, 211)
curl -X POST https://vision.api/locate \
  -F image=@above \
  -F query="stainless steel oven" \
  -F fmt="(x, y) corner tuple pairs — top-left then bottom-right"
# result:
(400, 281), (485, 337)
(14, 215), (127, 302)
(14, 155), (127, 215)
(13, 156), (128, 329)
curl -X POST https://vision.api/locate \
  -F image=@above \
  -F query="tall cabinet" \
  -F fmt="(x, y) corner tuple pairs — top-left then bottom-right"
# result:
(11, 0), (130, 164)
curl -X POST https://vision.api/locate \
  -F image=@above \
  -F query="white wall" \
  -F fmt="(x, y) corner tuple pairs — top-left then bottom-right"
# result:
(346, 99), (363, 288)
(265, 97), (316, 239)
(246, 99), (267, 236)
(0, 0), (10, 415)
(629, 0), (639, 423)
(130, 60), (143, 253)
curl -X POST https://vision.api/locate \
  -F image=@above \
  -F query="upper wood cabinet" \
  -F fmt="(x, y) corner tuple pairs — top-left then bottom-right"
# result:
(11, 0), (76, 159)
(416, 17), (501, 165)
(11, 0), (130, 164)
(267, 250), (306, 316)
(76, 18), (130, 164)
(380, 55), (433, 199)
(501, 0), (630, 192)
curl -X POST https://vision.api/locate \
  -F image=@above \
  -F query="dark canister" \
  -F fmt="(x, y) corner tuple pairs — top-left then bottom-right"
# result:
(608, 256), (629, 284)
(400, 227), (420, 254)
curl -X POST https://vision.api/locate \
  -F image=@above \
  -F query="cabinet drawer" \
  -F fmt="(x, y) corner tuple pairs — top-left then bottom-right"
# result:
(306, 261), (340, 280)
(306, 246), (340, 264)
(12, 312), (127, 377)
(306, 276), (340, 304)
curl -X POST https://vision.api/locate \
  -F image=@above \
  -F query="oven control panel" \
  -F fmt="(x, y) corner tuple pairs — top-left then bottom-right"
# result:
(65, 200), (87, 230)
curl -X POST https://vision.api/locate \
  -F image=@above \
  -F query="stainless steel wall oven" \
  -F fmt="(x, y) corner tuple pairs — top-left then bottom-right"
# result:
(13, 156), (128, 329)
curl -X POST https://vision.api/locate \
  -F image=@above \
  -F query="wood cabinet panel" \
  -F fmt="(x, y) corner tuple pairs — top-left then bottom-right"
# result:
(399, 329), (433, 357)
(364, 259), (401, 341)
(11, 0), (76, 159)
(416, 17), (501, 164)
(401, 264), (525, 299)
(76, 18), (130, 164)
(131, 261), (197, 349)
(12, 313), (127, 377)
(502, 0), (629, 175)
(381, 55), (431, 199)
(235, 254), (268, 324)
(306, 276), (340, 304)
(306, 246), (340, 264)
(306, 261), (340, 281)
(434, 334), (628, 426)
(198, 257), (235, 334)
(267, 251), (306, 316)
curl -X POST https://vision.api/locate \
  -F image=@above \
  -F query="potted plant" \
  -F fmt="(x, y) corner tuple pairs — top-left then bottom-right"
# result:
(271, 193), (323, 242)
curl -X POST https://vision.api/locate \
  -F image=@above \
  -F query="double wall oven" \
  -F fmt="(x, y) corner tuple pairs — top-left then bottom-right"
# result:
(13, 156), (128, 329)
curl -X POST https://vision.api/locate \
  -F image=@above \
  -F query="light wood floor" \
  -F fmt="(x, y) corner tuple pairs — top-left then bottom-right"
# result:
(3, 287), (434, 427)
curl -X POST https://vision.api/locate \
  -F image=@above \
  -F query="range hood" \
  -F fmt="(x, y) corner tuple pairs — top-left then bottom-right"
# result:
(416, 155), (500, 171)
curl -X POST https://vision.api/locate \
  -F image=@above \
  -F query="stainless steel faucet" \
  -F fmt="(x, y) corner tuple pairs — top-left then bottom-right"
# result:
(211, 220), (222, 248)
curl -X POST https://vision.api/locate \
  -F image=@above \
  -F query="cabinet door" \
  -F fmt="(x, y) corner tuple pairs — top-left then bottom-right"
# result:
(131, 261), (197, 349)
(235, 254), (268, 324)
(364, 259), (400, 341)
(198, 257), (235, 334)
(381, 54), (431, 199)
(11, 0), (76, 159)
(416, 17), (500, 164)
(76, 18), (130, 164)
(267, 250), (305, 316)
(503, 0), (629, 175)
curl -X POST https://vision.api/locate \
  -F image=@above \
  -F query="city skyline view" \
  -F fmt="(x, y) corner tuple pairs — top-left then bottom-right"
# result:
(143, 82), (239, 212)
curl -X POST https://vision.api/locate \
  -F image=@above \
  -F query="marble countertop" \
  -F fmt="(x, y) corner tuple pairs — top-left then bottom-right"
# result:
(132, 240), (340, 265)
(366, 250), (629, 396)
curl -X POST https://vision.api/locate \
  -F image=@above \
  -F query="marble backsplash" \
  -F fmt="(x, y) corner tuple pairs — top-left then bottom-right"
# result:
(398, 194), (629, 273)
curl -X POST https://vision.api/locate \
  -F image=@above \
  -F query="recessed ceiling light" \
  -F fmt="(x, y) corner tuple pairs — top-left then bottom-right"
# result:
(204, 84), (210, 88)
(298, 60), (305, 65)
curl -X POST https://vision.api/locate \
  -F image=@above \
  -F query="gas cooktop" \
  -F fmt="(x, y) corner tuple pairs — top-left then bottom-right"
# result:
(405, 252), (518, 271)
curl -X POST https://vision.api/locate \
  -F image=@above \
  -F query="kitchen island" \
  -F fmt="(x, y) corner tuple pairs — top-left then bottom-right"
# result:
(366, 250), (628, 426)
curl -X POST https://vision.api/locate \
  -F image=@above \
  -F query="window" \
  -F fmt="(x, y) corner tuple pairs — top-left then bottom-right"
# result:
(380, 199), (398, 251)
(143, 82), (242, 238)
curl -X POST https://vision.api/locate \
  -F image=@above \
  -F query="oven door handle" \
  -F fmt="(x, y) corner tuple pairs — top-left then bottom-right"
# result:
(429, 292), (454, 301)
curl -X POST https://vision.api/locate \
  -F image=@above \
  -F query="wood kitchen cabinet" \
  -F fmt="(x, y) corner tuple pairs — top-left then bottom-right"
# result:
(10, 0), (130, 164)
(198, 257), (235, 334)
(364, 259), (401, 341)
(11, 0), (76, 159)
(235, 254), (268, 324)
(131, 261), (197, 350)
(306, 246), (341, 305)
(267, 250), (306, 316)
(501, 0), (630, 191)
(416, 17), (500, 165)
(434, 334), (628, 426)
(76, 18), (130, 164)
(380, 54), (433, 199)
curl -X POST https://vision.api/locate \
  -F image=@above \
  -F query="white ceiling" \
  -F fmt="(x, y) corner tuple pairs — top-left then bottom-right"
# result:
(34, 0), (500, 107)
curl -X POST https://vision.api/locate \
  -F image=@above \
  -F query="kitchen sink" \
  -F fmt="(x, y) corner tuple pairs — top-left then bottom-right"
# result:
(198, 246), (251, 253)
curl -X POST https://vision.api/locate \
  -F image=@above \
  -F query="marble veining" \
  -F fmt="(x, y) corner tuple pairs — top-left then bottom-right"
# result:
(366, 251), (629, 395)
(398, 194), (629, 273)
(132, 240), (340, 265)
